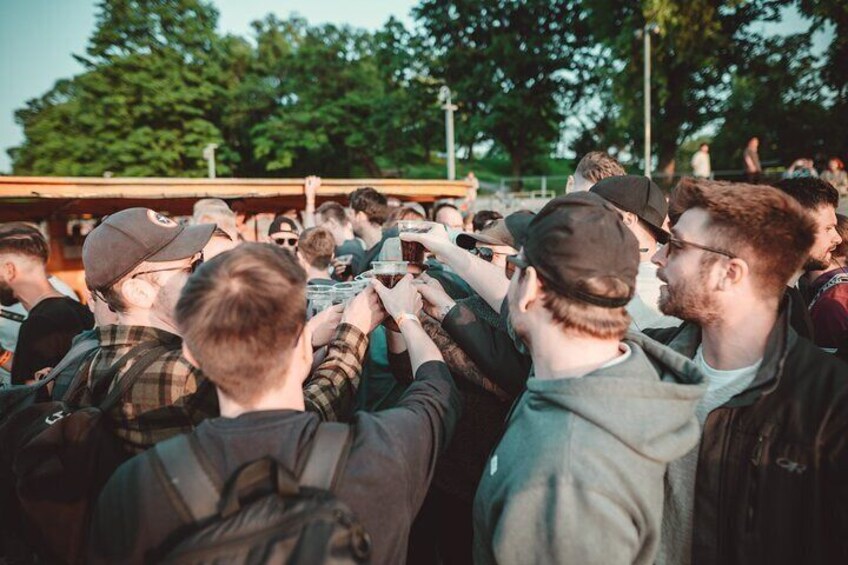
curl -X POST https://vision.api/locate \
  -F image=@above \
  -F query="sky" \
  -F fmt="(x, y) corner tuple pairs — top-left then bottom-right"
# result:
(0, 1), (832, 174)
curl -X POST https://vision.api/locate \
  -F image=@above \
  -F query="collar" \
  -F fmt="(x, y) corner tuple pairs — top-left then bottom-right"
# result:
(663, 295), (796, 407)
(95, 324), (182, 349)
(810, 268), (848, 293)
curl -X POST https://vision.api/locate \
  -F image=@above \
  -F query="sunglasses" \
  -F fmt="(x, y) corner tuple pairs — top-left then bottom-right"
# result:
(131, 252), (205, 279)
(666, 236), (735, 259)
(272, 237), (299, 247)
(471, 246), (495, 262)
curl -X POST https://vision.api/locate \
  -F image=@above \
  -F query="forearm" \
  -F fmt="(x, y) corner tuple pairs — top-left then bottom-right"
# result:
(304, 323), (369, 421)
(398, 316), (443, 375)
(435, 245), (510, 311)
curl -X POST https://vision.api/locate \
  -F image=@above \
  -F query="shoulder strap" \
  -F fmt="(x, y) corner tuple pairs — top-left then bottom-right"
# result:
(810, 273), (848, 309)
(153, 434), (222, 523)
(299, 422), (353, 492)
(32, 335), (100, 391)
(98, 344), (168, 412)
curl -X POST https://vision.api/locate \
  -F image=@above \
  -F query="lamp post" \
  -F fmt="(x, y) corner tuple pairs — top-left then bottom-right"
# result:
(636, 23), (660, 178)
(439, 86), (457, 180)
(202, 143), (218, 179)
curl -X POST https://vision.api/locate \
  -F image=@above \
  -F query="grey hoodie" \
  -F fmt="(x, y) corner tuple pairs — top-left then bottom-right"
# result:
(472, 332), (705, 565)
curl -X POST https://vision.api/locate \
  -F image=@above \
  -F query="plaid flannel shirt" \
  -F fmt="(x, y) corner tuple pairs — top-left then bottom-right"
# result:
(86, 325), (218, 454)
(304, 322), (368, 422)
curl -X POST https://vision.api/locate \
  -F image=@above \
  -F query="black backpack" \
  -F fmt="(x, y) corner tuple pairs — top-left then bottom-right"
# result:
(0, 340), (166, 564)
(152, 422), (372, 564)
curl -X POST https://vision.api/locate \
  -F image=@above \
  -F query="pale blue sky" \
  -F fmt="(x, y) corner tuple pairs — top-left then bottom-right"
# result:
(0, 1), (831, 173)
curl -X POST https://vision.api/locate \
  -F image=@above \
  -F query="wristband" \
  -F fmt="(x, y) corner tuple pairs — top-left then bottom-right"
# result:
(0, 349), (12, 367)
(394, 312), (420, 328)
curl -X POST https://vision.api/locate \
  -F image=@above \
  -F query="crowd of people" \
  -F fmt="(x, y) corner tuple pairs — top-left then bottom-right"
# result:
(0, 150), (847, 565)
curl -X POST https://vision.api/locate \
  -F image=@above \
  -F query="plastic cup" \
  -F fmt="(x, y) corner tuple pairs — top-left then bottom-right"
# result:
(372, 261), (409, 288)
(306, 286), (333, 319)
(397, 220), (436, 265)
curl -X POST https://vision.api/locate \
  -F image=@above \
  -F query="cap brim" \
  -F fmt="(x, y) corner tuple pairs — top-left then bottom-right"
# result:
(646, 223), (670, 244)
(507, 255), (529, 269)
(457, 230), (513, 250)
(149, 223), (215, 262)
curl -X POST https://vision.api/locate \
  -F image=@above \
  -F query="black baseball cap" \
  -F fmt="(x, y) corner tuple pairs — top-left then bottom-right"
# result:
(269, 216), (300, 237)
(456, 210), (535, 250)
(83, 208), (214, 289)
(508, 192), (639, 308)
(589, 175), (670, 243)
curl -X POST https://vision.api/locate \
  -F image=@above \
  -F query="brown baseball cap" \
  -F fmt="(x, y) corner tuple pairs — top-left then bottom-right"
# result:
(456, 210), (535, 250)
(83, 208), (215, 289)
(508, 192), (639, 308)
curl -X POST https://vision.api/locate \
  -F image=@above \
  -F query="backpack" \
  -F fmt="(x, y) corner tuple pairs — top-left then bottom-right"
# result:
(152, 422), (372, 564)
(0, 340), (167, 564)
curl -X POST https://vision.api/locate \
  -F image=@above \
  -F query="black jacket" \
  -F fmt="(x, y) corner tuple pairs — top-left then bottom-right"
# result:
(645, 300), (848, 565)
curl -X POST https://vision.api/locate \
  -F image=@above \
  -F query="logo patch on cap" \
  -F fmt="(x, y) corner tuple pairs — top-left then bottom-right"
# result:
(147, 210), (177, 228)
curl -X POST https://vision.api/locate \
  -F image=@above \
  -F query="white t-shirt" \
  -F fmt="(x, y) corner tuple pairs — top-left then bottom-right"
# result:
(692, 345), (761, 423)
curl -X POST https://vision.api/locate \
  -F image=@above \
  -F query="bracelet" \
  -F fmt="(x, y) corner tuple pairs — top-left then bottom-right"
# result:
(394, 312), (420, 327)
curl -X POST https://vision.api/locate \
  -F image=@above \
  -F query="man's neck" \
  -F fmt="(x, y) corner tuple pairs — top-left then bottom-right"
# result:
(306, 266), (330, 282)
(15, 276), (59, 311)
(359, 224), (382, 249)
(529, 325), (623, 380)
(700, 299), (778, 370)
(117, 309), (180, 336)
(217, 380), (305, 418)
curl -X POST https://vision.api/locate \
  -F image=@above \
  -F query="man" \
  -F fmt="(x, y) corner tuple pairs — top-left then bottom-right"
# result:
(568, 150), (626, 193)
(89, 244), (461, 565)
(744, 136), (762, 183)
(80, 208), (219, 454)
(471, 210), (503, 233)
(267, 215), (300, 253)
(0, 223), (93, 385)
(192, 198), (239, 242)
(349, 187), (389, 274)
(297, 227), (337, 285)
(773, 176), (843, 340)
(806, 214), (848, 351)
(691, 143), (711, 179)
(590, 175), (681, 330)
(472, 192), (704, 564)
(647, 179), (848, 564)
(435, 203), (465, 231)
(315, 201), (365, 280)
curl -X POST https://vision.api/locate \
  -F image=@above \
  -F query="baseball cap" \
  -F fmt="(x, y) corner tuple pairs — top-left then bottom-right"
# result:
(268, 216), (300, 237)
(589, 175), (670, 243)
(456, 210), (535, 250)
(508, 192), (639, 308)
(83, 208), (214, 289)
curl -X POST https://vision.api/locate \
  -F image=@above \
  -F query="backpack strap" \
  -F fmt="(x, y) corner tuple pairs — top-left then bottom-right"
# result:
(27, 335), (100, 393)
(299, 422), (353, 492)
(97, 344), (169, 412)
(153, 434), (222, 523)
(809, 272), (848, 309)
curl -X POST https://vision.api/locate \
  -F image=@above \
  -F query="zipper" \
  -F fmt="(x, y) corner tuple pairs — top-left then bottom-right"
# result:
(714, 409), (735, 562)
(745, 433), (765, 532)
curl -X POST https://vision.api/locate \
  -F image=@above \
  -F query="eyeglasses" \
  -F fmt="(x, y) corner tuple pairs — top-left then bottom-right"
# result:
(131, 253), (204, 279)
(666, 236), (735, 259)
(471, 247), (495, 262)
(272, 237), (299, 247)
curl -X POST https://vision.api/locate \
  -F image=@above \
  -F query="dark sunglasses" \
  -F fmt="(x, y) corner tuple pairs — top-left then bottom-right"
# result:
(131, 252), (205, 279)
(273, 237), (299, 247)
(666, 236), (735, 259)
(471, 247), (495, 262)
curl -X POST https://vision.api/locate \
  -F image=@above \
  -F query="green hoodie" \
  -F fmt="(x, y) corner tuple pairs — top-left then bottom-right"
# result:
(473, 331), (705, 565)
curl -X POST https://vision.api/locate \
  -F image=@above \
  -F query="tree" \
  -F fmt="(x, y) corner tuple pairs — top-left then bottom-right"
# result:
(11, 0), (234, 177)
(414, 0), (592, 179)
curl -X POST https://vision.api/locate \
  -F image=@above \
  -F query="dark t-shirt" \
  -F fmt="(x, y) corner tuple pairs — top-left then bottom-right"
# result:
(11, 296), (94, 385)
(335, 239), (365, 280)
(89, 361), (461, 565)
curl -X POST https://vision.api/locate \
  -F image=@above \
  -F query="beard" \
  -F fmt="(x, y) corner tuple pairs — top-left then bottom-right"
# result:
(0, 282), (18, 307)
(803, 255), (830, 273)
(657, 264), (721, 325)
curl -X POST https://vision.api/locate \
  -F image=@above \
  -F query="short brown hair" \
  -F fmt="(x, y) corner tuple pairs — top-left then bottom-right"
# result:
(0, 223), (49, 263)
(669, 178), (816, 298)
(575, 152), (626, 184)
(349, 187), (388, 225)
(539, 276), (632, 340)
(298, 227), (335, 270)
(175, 243), (306, 405)
(316, 201), (350, 226)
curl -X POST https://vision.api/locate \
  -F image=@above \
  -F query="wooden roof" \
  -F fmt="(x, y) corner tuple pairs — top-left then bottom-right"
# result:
(0, 176), (469, 221)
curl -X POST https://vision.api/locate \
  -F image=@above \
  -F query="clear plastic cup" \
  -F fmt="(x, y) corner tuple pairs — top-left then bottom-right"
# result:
(306, 286), (333, 319)
(331, 282), (358, 305)
(372, 261), (409, 288)
(397, 220), (436, 264)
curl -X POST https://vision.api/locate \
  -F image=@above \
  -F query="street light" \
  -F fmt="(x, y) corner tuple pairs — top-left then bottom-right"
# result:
(439, 86), (457, 181)
(636, 23), (660, 178)
(202, 143), (218, 179)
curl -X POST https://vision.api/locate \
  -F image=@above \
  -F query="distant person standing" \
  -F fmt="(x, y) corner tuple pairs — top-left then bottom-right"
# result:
(743, 136), (762, 183)
(691, 143), (711, 179)
(821, 157), (848, 196)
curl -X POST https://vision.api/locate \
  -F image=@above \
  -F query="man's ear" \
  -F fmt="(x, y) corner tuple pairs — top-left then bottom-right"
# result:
(0, 259), (17, 282)
(516, 266), (542, 313)
(181, 341), (199, 369)
(120, 278), (157, 309)
(719, 258), (749, 291)
(621, 211), (638, 227)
